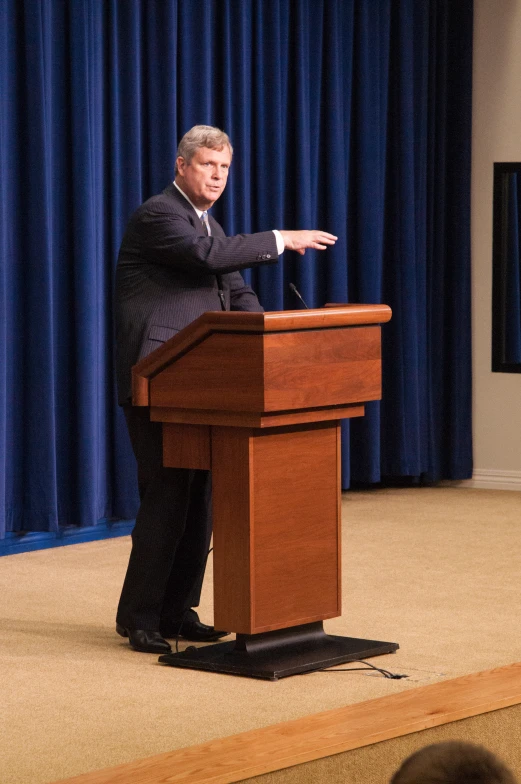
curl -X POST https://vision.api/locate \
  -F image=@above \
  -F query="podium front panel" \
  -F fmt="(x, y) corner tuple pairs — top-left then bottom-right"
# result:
(149, 333), (264, 412)
(211, 422), (341, 635)
(263, 326), (381, 411)
(147, 324), (382, 414)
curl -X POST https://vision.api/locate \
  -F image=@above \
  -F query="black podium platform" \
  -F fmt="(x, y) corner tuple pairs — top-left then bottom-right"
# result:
(159, 622), (399, 681)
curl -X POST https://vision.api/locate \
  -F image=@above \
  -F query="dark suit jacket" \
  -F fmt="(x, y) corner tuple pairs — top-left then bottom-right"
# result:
(115, 184), (278, 404)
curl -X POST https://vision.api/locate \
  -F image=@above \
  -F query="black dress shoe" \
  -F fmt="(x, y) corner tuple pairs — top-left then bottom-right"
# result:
(159, 617), (229, 642)
(116, 624), (172, 654)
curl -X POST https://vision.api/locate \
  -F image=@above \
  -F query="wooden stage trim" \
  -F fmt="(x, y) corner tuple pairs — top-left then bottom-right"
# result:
(54, 662), (521, 784)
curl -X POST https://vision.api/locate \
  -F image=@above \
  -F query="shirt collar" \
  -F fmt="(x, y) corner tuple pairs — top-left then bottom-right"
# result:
(173, 180), (205, 219)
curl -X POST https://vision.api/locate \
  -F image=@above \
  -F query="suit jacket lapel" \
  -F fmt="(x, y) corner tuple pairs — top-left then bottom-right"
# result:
(162, 184), (201, 231)
(163, 183), (223, 238)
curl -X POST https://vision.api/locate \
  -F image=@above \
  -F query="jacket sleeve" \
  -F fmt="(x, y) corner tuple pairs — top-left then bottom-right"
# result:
(135, 205), (279, 275)
(227, 271), (264, 312)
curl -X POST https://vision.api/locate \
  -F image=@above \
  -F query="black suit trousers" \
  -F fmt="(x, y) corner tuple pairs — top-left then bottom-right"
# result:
(116, 406), (213, 630)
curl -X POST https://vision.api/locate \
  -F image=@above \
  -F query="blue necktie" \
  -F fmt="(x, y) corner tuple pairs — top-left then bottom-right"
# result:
(201, 211), (211, 236)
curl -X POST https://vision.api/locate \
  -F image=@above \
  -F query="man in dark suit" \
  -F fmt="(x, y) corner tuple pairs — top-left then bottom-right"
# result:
(115, 125), (337, 653)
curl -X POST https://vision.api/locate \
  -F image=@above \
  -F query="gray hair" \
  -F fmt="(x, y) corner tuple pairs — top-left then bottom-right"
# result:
(175, 125), (233, 173)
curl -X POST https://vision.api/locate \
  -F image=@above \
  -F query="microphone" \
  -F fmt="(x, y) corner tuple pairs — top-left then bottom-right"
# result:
(289, 282), (309, 309)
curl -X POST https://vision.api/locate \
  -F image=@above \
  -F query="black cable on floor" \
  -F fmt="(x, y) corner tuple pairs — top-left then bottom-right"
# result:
(321, 659), (408, 679)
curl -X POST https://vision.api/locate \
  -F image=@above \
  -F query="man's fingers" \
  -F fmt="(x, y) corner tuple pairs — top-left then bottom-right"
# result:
(280, 229), (339, 252)
(313, 237), (338, 250)
(310, 232), (337, 249)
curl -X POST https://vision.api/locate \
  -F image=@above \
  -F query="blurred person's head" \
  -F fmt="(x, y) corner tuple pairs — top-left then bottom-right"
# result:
(390, 741), (518, 784)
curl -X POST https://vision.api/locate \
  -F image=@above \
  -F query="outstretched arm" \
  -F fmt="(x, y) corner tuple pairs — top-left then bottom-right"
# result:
(278, 230), (338, 255)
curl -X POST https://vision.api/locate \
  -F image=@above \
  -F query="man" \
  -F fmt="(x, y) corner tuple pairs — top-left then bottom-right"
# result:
(390, 742), (518, 784)
(114, 125), (337, 653)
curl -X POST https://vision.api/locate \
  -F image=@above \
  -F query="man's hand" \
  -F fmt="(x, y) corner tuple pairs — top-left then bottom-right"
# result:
(279, 230), (338, 255)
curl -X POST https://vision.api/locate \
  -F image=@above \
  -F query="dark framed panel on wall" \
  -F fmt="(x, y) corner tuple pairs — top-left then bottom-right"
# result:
(492, 162), (521, 373)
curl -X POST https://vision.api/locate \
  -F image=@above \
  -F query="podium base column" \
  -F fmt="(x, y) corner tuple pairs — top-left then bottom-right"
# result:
(158, 622), (399, 681)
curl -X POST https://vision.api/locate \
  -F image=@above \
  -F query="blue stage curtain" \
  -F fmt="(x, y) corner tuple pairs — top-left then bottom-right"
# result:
(0, 0), (473, 539)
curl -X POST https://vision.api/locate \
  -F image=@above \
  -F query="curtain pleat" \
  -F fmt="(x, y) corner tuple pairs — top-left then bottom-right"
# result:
(0, 0), (473, 538)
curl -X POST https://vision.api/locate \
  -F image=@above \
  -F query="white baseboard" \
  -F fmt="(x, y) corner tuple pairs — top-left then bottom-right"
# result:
(442, 469), (521, 491)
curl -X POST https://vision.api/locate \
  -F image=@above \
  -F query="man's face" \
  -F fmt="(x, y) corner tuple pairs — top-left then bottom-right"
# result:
(176, 145), (232, 210)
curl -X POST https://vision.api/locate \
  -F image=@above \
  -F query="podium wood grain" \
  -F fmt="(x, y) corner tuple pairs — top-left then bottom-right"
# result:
(162, 423), (211, 471)
(131, 307), (391, 636)
(133, 306), (392, 407)
(212, 422), (341, 635)
(148, 327), (381, 413)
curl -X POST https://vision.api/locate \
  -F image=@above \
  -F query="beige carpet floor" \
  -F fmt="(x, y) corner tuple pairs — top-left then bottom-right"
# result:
(1, 487), (520, 784)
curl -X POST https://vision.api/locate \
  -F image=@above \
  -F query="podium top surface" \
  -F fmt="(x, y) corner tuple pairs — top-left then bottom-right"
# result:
(132, 305), (391, 408)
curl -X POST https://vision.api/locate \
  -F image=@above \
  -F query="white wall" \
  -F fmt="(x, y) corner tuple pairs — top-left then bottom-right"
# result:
(470, 0), (521, 489)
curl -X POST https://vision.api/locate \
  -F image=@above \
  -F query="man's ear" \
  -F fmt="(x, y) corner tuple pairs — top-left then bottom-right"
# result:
(176, 156), (186, 176)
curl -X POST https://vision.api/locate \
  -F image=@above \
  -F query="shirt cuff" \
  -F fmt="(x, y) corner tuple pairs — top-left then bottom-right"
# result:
(272, 229), (285, 255)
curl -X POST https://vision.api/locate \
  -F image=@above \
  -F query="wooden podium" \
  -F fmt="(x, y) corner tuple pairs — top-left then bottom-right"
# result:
(132, 305), (398, 679)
